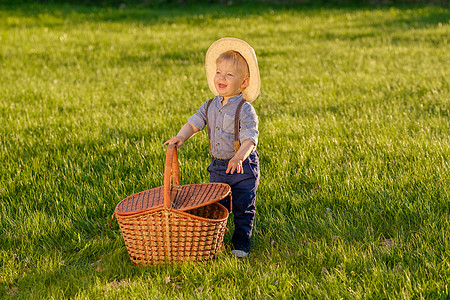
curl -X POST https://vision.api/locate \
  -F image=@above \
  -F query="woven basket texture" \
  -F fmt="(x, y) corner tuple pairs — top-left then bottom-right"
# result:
(113, 145), (231, 265)
(115, 183), (231, 215)
(117, 202), (228, 265)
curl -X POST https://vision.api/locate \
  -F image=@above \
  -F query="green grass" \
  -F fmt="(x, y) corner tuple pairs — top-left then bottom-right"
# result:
(1, 2), (449, 299)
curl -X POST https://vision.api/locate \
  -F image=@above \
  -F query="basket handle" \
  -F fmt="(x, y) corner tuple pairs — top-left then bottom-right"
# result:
(164, 144), (180, 209)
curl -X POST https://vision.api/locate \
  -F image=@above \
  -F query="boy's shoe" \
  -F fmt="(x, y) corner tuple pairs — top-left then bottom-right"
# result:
(231, 250), (249, 258)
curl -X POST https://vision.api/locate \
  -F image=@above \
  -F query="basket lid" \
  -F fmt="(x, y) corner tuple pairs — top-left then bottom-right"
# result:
(114, 145), (232, 216)
(114, 182), (231, 215)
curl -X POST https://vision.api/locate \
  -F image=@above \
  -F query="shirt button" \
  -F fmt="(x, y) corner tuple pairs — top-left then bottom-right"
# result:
(216, 126), (220, 130)
(215, 143), (220, 146)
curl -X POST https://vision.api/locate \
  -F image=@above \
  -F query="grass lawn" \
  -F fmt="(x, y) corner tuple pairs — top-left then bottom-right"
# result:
(0, 1), (449, 298)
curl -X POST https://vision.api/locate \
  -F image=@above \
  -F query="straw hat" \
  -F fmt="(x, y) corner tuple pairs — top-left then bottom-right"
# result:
(205, 37), (260, 103)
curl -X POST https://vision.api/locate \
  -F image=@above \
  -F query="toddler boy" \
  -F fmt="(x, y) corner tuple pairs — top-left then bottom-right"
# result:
(165, 37), (260, 258)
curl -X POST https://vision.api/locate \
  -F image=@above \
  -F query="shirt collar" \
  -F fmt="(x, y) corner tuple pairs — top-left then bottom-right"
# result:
(215, 93), (244, 104)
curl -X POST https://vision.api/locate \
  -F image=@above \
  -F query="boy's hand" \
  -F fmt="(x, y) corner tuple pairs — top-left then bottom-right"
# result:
(164, 123), (200, 148)
(226, 157), (244, 174)
(163, 136), (184, 148)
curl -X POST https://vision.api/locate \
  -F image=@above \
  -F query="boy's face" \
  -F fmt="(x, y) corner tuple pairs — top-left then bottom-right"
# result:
(214, 59), (249, 100)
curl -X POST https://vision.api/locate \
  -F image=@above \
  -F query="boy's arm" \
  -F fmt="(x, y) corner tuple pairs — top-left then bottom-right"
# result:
(226, 139), (255, 174)
(164, 122), (200, 147)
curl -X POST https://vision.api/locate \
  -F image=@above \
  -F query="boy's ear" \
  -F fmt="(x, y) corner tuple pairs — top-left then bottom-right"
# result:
(241, 76), (250, 89)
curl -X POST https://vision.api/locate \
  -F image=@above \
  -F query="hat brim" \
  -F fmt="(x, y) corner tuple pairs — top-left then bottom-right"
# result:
(205, 37), (260, 103)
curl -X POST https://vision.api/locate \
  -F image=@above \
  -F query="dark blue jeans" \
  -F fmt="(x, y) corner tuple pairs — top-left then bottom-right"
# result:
(207, 151), (260, 252)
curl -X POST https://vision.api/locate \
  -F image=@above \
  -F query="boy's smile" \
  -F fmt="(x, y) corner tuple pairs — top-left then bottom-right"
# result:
(214, 60), (249, 103)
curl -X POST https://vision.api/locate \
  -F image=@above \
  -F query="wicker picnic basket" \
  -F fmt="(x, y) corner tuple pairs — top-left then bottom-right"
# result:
(112, 144), (231, 265)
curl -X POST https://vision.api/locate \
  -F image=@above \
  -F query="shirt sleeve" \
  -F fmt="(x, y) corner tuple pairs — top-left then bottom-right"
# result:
(239, 102), (259, 146)
(187, 99), (209, 131)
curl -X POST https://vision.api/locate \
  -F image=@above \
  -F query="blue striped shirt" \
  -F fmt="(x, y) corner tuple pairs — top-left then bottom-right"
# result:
(188, 93), (259, 160)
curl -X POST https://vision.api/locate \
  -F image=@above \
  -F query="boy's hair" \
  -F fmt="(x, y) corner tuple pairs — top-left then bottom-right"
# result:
(216, 50), (249, 77)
